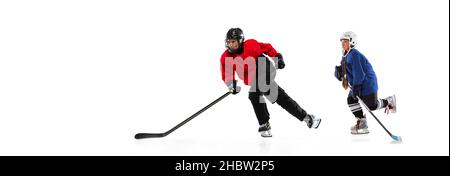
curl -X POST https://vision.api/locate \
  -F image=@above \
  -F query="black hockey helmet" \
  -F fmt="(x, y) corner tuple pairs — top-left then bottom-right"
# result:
(225, 28), (244, 54)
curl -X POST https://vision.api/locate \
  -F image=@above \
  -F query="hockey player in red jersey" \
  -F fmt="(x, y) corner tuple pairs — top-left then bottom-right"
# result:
(220, 28), (321, 137)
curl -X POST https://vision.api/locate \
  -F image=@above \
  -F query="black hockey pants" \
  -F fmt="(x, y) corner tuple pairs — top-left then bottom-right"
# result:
(248, 56), (308, 125)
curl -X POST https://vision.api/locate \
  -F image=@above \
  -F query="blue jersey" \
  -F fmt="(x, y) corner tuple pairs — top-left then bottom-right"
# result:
(344, 49), (378, 96)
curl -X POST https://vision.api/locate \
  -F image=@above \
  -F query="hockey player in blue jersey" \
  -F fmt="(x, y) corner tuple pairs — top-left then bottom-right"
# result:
(334, 31), (397, 134)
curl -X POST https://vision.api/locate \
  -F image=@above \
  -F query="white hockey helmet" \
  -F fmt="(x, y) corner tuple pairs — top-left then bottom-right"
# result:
(340, 31), (357, 48)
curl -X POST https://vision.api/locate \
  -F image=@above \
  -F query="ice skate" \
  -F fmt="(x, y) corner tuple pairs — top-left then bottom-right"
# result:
(304, 114), (321, 129)
(258, 122), (272, 137)
(350, 117), (369, 134)
(385, 95), (396, 114)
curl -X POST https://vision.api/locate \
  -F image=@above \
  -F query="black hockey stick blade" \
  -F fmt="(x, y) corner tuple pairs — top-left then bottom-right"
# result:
(135, 91), (232, 139)
(135, 133), (166, 139)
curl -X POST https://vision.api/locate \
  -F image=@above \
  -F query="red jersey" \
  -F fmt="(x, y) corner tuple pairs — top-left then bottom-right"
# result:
(220, 39), (278, 85)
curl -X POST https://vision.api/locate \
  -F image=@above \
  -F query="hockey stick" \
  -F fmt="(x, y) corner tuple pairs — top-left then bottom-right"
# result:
(135, 91), (232, 139)
(357, 96), (402, 142)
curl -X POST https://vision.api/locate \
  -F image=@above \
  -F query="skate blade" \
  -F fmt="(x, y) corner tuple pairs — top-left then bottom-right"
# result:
(391, 94), (397, 113)
(351, 129), (369, 135)
(260, 131), (272, 137)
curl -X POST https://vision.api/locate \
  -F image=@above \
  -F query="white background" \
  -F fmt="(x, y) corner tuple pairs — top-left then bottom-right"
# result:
(0, 0), (448, 156)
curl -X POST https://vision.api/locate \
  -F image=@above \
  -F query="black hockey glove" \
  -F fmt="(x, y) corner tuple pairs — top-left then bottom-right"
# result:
(227, 80), (241, 95)
(335, 65), (343, 81)
(352, 84), (363, 98)
(275, 53), (285, 69)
